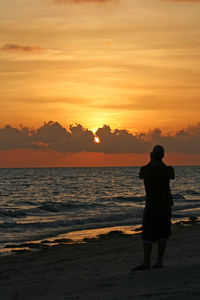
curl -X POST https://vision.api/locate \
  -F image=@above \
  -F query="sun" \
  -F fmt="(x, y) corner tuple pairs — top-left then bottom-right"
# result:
(94, 136), (100, 143)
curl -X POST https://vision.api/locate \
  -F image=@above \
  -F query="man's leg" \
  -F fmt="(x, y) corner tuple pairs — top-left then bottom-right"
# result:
(154, 240), (167, 267)
(143, 241), (153, 268)
(132, 241), (152, 271)
(132, 208), (153, 271)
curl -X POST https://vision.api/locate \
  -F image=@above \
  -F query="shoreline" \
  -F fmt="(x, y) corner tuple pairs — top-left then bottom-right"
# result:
(0, 218), (200, 299)
(1, 224), (141, 256)
(1, 217), (199, 256)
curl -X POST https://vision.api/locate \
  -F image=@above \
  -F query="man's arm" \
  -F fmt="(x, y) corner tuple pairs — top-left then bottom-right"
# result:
(169, 166), (175, 180)
(139, 166), (144, 179)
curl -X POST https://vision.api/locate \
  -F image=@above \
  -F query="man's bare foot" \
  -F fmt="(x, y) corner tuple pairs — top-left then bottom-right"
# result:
(131, 263), (151, 272)
(152, 263), (165, 268)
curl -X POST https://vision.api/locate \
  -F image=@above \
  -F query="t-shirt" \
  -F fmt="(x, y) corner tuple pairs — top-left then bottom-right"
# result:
(139, 161), (175, 212)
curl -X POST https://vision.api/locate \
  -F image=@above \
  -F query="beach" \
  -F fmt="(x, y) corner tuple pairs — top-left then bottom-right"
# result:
(0, 220), (200, 300)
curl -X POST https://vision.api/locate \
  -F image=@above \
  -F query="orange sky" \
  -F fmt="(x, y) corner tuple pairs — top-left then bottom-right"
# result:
(1, 149), (200, 168)
(1, 0), (200, 167)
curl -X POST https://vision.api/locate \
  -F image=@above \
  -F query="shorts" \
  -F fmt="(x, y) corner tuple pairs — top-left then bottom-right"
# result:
(142, 207), (172, 242)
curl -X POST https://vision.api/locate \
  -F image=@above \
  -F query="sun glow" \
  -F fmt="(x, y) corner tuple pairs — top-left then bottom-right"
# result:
(94, 136), (100, 144)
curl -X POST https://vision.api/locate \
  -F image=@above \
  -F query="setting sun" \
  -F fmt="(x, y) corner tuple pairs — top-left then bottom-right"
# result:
(94, 137), (100, 144)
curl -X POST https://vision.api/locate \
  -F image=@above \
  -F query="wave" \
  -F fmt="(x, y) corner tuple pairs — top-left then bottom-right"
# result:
(174, 202), (200, 211)
(4, 199), (200, 232)
(173, 193), (185, 200)
(0, 211), (140, 230)
(0, 209), (27, 218)
(38, 201), (106, 213)
(184, 189), (200, 196)
(0, 201), (107, 218)
(1, 191), (199, 221)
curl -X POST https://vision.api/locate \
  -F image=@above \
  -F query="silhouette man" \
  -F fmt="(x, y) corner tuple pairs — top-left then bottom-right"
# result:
(134, 145), (175, 271)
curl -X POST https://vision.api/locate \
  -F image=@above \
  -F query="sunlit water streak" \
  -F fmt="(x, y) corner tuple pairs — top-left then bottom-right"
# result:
(0, 166), (200, 250)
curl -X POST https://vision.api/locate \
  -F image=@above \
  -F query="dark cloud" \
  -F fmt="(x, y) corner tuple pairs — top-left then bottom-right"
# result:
(1, 44), (44, 53)
(0, 125), (35, 151)
(53, 0), (116, 4)
(138, 124), (200, 154)
(1, 121), (200, 154)
(95, 125), (149, 153)
(31, 121), (94, 152)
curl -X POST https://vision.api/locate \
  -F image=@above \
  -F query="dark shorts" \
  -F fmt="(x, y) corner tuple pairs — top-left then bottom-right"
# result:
(142, 207), (172, 242)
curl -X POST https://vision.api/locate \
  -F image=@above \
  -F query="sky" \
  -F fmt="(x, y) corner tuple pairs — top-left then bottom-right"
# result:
(1, 0), (200, 167)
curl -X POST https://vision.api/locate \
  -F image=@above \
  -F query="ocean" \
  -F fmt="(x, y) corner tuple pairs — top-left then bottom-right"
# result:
(0, 166), (200, 252)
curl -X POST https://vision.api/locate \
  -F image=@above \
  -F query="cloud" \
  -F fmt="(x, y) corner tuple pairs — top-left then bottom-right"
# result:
(1, 44), (44, 53)
(53, 0), (117, 4)
(0, 125), (35, 151)
(1, 121), (200, 154)
(95, 125), (149, 153)
(138, 124), (200, 153)
(33, 121), (94, 152)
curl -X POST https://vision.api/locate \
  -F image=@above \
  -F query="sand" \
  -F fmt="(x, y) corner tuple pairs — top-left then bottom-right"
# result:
(0, 220), (200, 300)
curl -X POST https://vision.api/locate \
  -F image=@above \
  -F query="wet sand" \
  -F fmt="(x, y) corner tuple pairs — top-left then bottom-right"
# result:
(0, 220), (200, 300)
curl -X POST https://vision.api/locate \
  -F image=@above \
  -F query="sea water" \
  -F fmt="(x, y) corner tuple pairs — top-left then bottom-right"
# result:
(0, 166), (200, 250)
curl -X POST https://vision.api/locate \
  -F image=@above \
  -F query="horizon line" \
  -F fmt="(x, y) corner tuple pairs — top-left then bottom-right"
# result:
(0, 165), (199, 169)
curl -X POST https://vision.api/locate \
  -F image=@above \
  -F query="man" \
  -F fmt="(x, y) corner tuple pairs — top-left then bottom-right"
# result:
(134, 145), (175, 271)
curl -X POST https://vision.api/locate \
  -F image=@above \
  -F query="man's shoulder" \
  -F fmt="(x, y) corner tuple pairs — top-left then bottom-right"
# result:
(139, 163), (175, 179)
(141, 162), (151, 169)
(139, 163), (151, 178)
(166, 165), (174, 170)
(140, 162), (173, 169)
(140, 163), (151, 172)
(165, 165), (175, 179)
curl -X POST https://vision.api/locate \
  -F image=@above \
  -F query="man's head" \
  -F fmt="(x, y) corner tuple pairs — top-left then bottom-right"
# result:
(151, 145), (165, 161)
